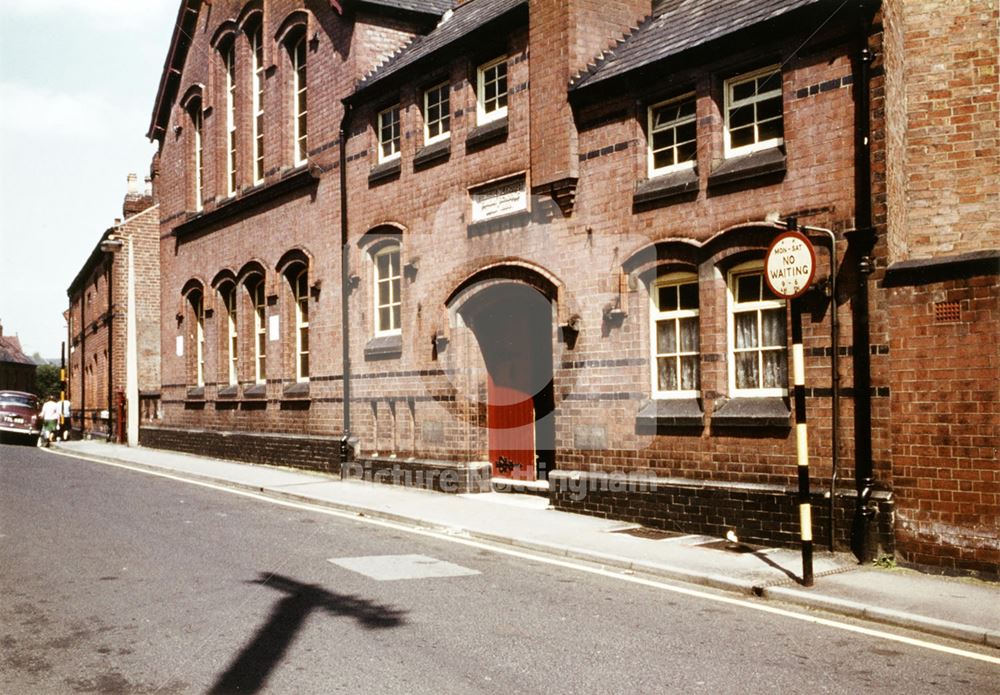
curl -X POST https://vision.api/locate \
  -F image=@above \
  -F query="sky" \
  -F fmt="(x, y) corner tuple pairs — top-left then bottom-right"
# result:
(0, 0), (179, 359)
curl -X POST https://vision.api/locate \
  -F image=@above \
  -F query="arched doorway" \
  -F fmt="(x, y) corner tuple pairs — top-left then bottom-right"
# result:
(459, 282), (555, 481)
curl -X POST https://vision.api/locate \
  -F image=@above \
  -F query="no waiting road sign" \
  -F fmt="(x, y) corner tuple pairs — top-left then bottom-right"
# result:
(765, 230), (816, 299)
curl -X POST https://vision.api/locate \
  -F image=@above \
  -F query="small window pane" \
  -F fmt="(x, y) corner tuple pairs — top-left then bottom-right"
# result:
(732, 80), (757, 102)
(679, 283), (699, 310)
(656, 320), (677, 354)
(735, 352), (759, 390)
(729, 106), (754, 129)
(679, 317), (699, 352)
(730, 125), (755, 148)
(763, 350), (787, 389)
(680, 356), (700, 391)
(737, 275), (761, 303)
(735, 312), (758, 349)
(757, 96), (783, 121)
(761, 308), (786, 347)
(758, 117), (784, 142)
(379, 307), (390, 329)
(658, 285), (678, 311)
(657, 357), (678, 392)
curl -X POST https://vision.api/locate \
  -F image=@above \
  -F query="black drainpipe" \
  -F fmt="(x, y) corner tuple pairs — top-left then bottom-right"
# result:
(339, 100), (354, 465)
(846, 0), (879, 561)
(106, 260), (115, 442)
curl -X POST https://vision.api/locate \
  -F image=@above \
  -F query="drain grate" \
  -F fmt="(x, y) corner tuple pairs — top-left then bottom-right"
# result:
(611, 526), (682, 540)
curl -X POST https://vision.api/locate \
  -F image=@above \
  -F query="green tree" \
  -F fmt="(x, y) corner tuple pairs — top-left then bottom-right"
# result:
(34, 364), (62, 400)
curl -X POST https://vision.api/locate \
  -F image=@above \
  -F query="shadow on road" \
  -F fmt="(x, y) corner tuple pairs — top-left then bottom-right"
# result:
(209, 572), (407, 694)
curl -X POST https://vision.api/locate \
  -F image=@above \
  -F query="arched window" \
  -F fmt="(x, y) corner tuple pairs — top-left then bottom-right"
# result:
(285, 265), (309, 381)
(223, 41), (238, 196)
(184, 289), (206, 387)
(289, 31), (308, 164)
(221, 283), (238, 385)
(727, 261), (787, 396)
(246, 275), (267, 384)
(189, 100), (204, 211)
(373, 244), (401, 336)
(249, 19), (265, 183)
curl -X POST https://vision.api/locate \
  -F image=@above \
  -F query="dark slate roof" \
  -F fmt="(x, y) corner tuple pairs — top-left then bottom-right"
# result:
(571, 0), (828, 90)
(0, 335), (35, 367)
(357, 0), (455, 15)
(352, 0), (527, 97)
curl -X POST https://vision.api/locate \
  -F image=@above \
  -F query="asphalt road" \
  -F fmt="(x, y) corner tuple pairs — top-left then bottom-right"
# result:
(1, 442), (996, 694)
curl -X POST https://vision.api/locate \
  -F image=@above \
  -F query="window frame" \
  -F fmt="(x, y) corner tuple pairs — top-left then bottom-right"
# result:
(291, 33), (308, 165)
(250, 21), (265, 184)
(476, 56), (508, 125)
(192, 292), (206, 387)
(723, 65), (784, 159)
(377, 103), (401, 163)
(726, 261), (788, 397)
(250, 277), (267, 385)
(423, 81), (451, 145)
(224, 285), (238, 386)
(647, 92), (697, 178)
(190, 103), (204, 211)
(224, 42), (238, 197)
(373, 245), (402, 337)
(292, 267), (309, 382)
(649, 273), (701, 399)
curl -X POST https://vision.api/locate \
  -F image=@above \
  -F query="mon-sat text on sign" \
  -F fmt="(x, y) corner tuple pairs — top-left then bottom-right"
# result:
(765, 230), (816, 299)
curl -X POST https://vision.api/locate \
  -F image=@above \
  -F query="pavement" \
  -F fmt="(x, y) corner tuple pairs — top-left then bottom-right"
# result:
(47, 439), (1000, 650)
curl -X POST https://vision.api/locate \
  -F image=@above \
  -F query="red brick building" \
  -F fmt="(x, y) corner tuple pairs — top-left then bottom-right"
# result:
(144, 0), (998, 577)
(0, 324), (36, 393)
(67, 175), (160, 439)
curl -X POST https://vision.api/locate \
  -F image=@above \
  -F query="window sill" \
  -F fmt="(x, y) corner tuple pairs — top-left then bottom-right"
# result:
(368, 159), (401, 186)
(467, 209), (531, 237)
(465, 117), (508, 151)
(707, 146), (786, 188)
(413, 139), (451, 170)
(243, 383), (266, 398)
(217, 385), (239, 399)
(282, 382), (310, 399)
(711, 397), (790, 428)
(186, 387), (205, 400)
(633, 168), (699, 207)
(636, 398), (704, 431)
(364, 333), (403, 361)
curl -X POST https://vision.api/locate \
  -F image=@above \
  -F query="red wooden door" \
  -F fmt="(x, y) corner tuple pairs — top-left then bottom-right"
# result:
(487, 364), (535, 481)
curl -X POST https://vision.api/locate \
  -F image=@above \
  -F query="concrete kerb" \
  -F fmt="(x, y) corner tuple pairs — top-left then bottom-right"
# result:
(46, 444), (998, 649)
(761, 585), (1000, 647)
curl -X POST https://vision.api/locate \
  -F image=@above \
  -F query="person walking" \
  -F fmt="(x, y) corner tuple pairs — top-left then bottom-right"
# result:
(38, 395), (60, 447)
(59, 396), (72, 440)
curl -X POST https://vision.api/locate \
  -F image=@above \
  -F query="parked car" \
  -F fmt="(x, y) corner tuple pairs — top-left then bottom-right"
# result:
(0, 390), (40, 442)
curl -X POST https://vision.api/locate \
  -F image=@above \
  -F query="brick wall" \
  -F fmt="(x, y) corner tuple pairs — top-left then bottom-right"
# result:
(140, 424), (344, 474)
(883, 0), (1000, 262)
(885, 268), (1000, 578)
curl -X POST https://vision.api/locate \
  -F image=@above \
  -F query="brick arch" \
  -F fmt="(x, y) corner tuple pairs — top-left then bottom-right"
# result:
(236, 260), (267, 287)
(236, 1), (263, 32)
(445, 260), (561, 309)
(274, 10), (309, 47)
(210, 268), (238, 290)
(179, 84), (204, 112)
(622, 238), (701, 285)
(177, 277), (207, 323)
(276, 247), (312, 276)
(210, 20), (239, 50)
(357, 223), (405, 254)
(702, 223), (781, 271)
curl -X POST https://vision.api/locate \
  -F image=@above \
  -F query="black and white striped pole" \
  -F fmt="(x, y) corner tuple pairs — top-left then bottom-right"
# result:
(766, 220), (817, 587)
